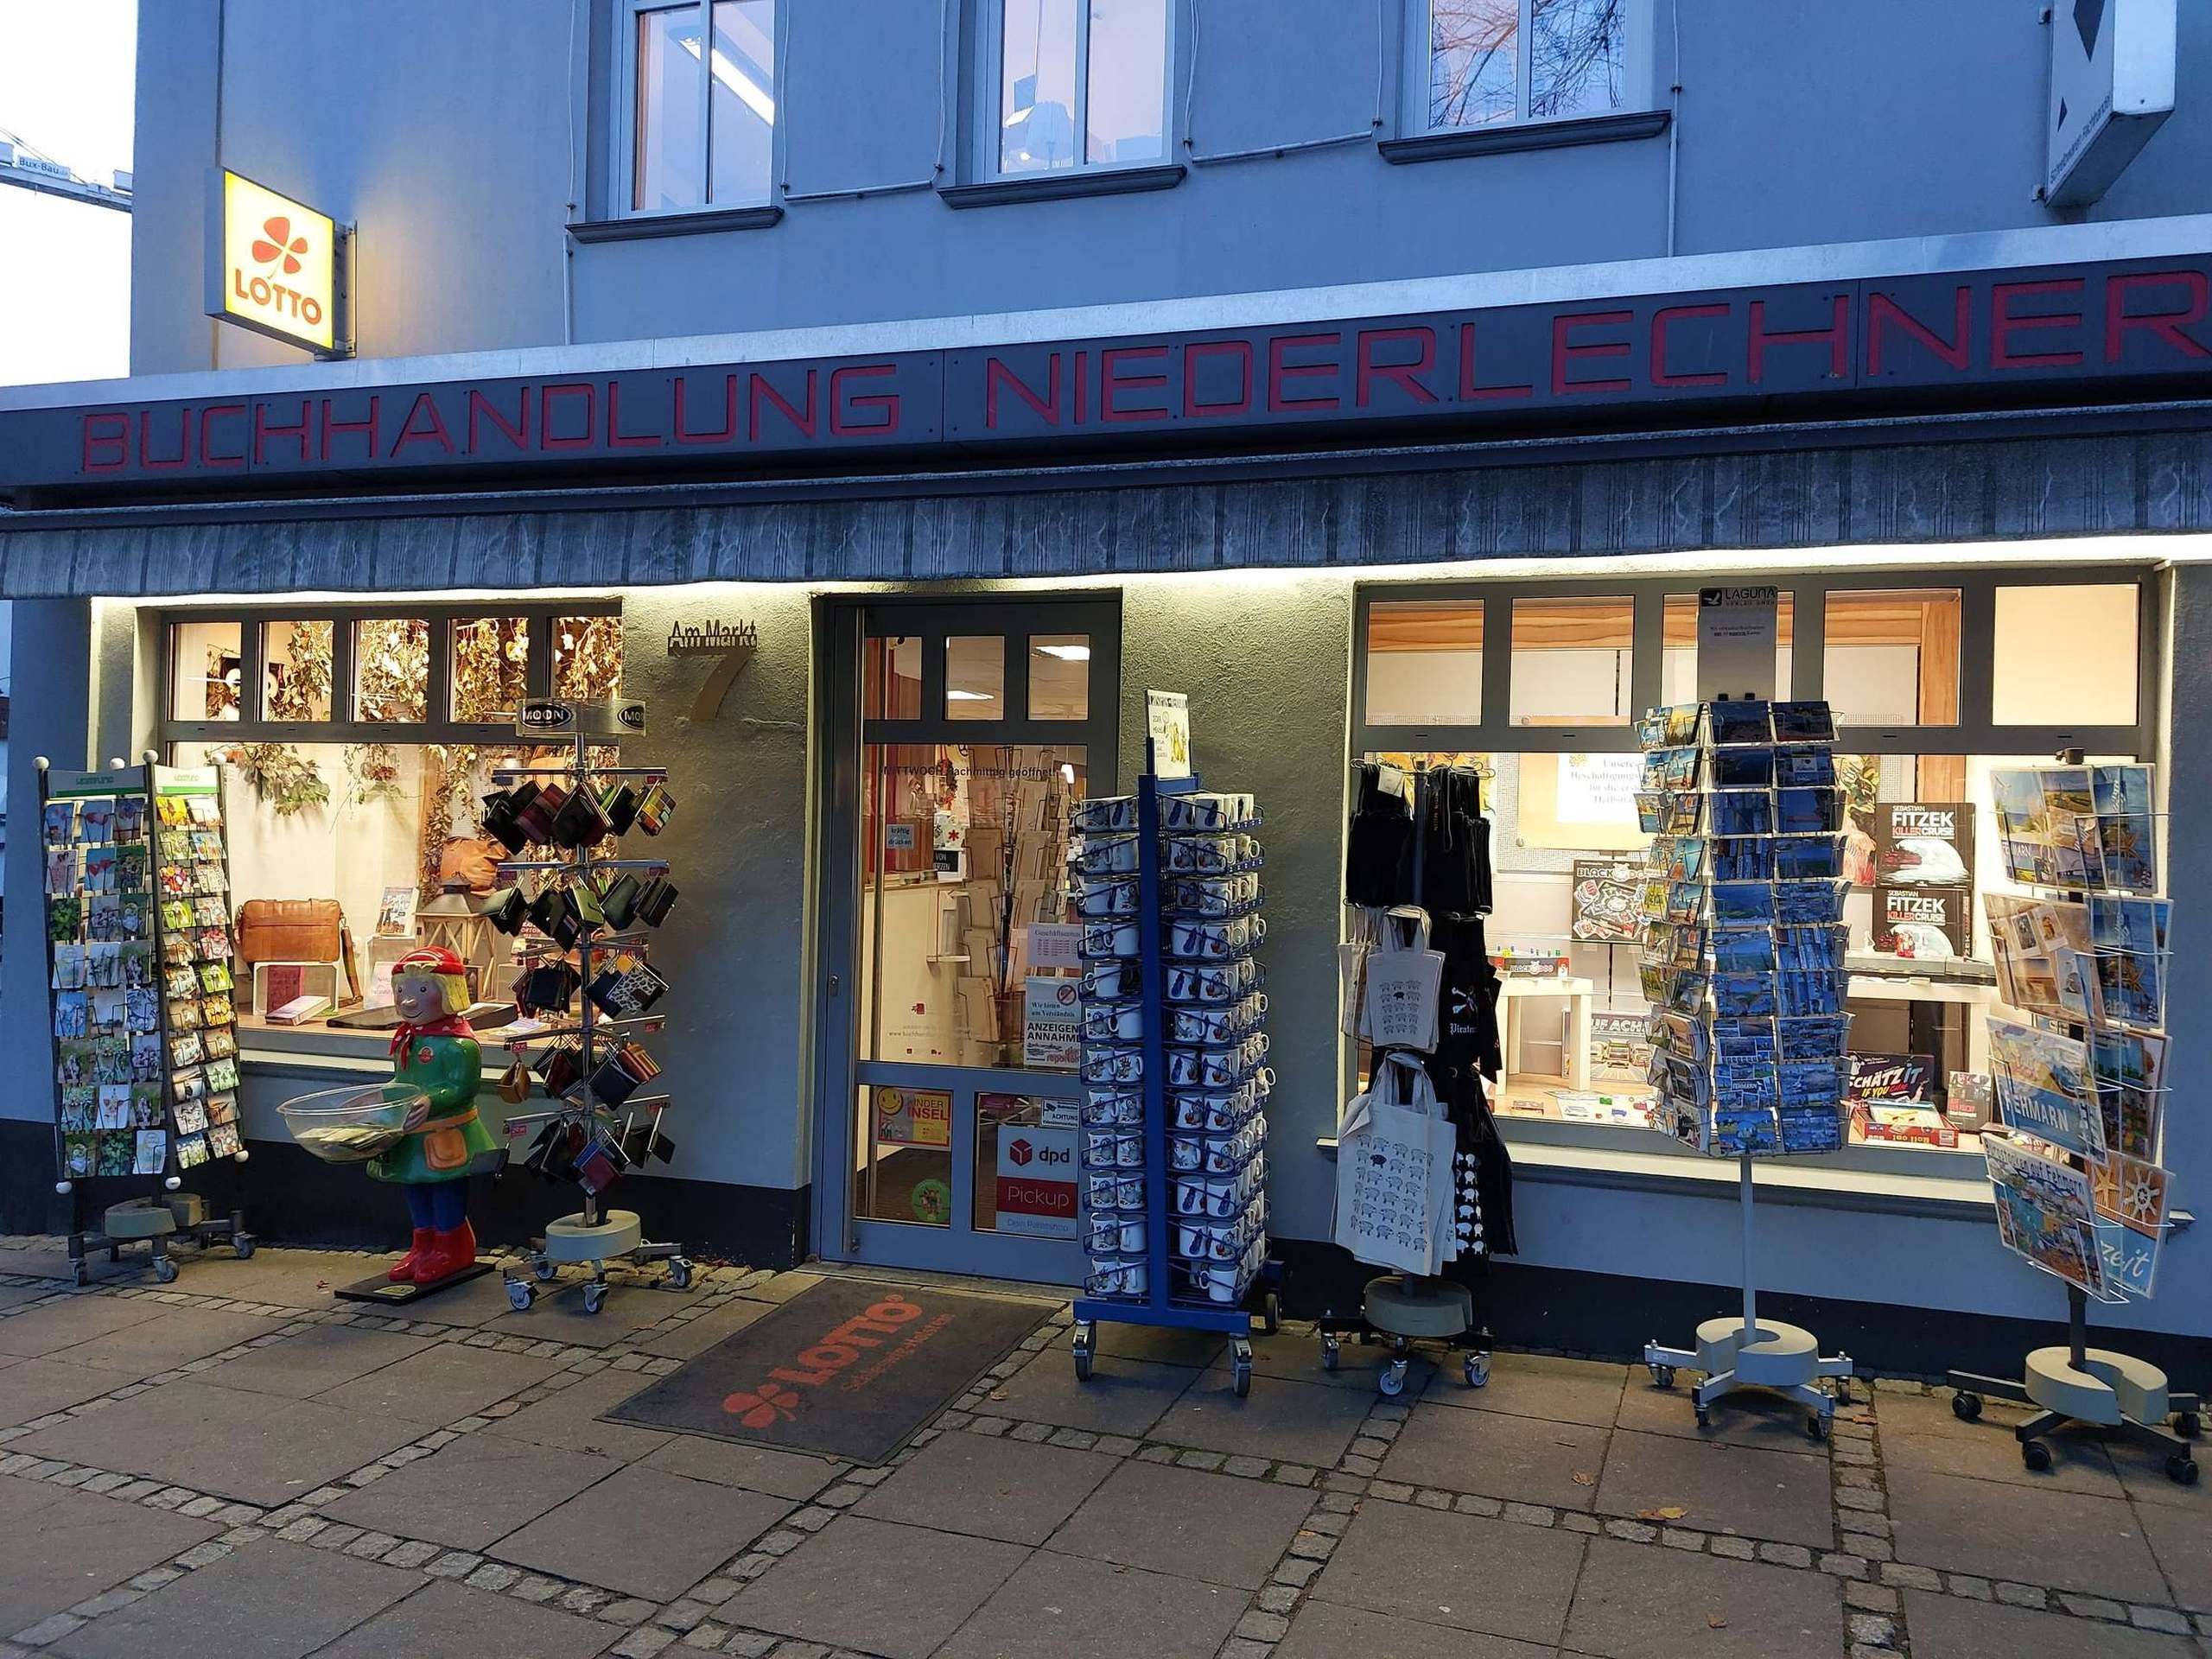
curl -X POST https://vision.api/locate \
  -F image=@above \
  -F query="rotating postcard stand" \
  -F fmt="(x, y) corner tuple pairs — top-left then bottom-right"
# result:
(1638, 593), (1854, 1439)
(1071, 738), (1281, 1395)
(1945, 750), (2199, 1484)
(39, 755), (254, 1285)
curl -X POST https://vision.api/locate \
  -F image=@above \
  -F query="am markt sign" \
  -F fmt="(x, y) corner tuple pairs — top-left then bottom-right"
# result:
(7, 254), (2209, 492)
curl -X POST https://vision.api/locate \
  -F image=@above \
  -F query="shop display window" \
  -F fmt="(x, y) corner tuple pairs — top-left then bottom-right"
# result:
(1350, 569), (2156, 1183)
(157, 603), (623, 1045)
(945, 636), (1007, 721)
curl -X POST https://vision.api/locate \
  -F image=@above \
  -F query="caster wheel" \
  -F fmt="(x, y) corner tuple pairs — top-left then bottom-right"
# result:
(233, 1235), (256, 1261)
(1321, 1335), (1341, 1372)
(1831, 1382), (1853, 1408)
(505, 1280), (535, 1313)
(2174, 1411), (2201, 1440)
(1952, 1391), (1984, 1423)
(582, 1281), (609, 1315)
(1378, 1359), (1408, 1399)
(1262, 1292), (1281, 1336)
(1464, 1353), (1489, 1389)
(1651, 1364), (1676, 1390)
(2022, 1439), (2052, 1472)
(2167, 1454), (2199, 1486)
(1694, 1406), (1712, 1429)
(72, 1262), (90, 1287)
(152, 1257), (179, 1285)
(532, 1255), (557, 1283)
(1807, 1412), (1828, 1442)
(1232, 1342), (1253, 1399)
(1071, 1324), (1094, 1383)
(666, 1257), (693, 1291)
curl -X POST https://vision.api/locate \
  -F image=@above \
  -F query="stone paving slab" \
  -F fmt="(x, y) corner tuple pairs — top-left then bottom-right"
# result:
(49, 1537), (419, 1659)
(1561, 1535), (1842, 1659)
(2132, 1498), (2212, 1614)
(0, 1357), (130, 1426)
(1595, 1427), (1837, 1547)
(10, 1379), (429, 1507)
(1273, 1596), (1554, 1659)
(306, 1579), (620, 1659)
(1311, 1495), (1585, 1647)
(1886, 1465), (2171, 1602)
(1878, 1389), (2126, 1495)
(493, 1463), (793, 1600)
(42, 1307), (276, 1376)
(479, 1282), (677, 1349)
(631, 1295), (773, 1361)
(633, 1431), (844, 1502)
(0, 1486), (219, 1638)
(483, 1370), (677, 1465)
(1046, 1459), (1313, 1590)
(728, 1515), (1028, 1659)
(194, 1323), (434, 1400)
(1424, 1351), (1630, 1427)
(1614, 1375), (1830, 1455)
(984, 1349), (1198, 1439)
(311, 1341), (563, 1427)
(321, 1431), (630, 1551)
(1382, 1399), (1611, 1510)
(854, 1430), (1118, 1545)
(1902, 1586), (2201, 1658)
(0, 1295), (166, 1359)
(1152, 1371), (1375, 1466)
(932, 1549), (1247, 1659)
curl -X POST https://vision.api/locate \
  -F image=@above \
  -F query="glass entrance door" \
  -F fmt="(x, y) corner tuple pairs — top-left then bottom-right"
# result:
(817, 599), (1119, 1282)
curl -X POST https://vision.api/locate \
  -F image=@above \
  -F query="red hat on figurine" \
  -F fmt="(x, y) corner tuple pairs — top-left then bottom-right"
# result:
(394, 945), (467, 977)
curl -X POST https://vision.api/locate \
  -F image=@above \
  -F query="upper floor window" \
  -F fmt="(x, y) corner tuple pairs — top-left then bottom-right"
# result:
(1416, 0), (1630, 132)
(985, 0), (1170, 179)
(626, 0), (779, 213)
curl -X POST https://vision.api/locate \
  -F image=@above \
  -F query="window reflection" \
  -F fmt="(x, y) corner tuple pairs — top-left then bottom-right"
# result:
(634, 5), (705, 210)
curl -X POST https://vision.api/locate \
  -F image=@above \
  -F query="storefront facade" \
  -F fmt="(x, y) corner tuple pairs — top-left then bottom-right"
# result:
(5, 2), (2212, 1374)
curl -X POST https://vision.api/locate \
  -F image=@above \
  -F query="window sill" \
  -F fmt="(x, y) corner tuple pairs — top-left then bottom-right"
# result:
(1378, 108), (1670, 165)
(568, 206), (785, 244)
(938, 162), (1187, 210)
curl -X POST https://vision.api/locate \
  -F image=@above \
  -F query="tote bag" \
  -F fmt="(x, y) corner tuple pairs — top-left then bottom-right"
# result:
(1360, 906), (1444, 1053)
(1338, 906), (1382, 1040)
(1333, 1055), (1456, 1276)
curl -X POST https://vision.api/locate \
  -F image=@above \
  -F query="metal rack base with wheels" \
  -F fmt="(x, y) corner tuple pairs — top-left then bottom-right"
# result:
(1947, 1286), (2200, 1484)
(70, 1198), (252, 1287)
(1319, 1274), (1492, 1396)
(502, 1205), (692, 1313)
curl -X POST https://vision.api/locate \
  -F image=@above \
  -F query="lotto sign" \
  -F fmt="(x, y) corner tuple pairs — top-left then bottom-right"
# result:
(994, 1122), (1077, 1238)
(204, 168), (348, 357)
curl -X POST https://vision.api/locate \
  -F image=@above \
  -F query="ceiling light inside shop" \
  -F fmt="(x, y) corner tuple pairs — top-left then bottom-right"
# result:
(946, 689), (995, 701)
(1033, 643), (1091, 661)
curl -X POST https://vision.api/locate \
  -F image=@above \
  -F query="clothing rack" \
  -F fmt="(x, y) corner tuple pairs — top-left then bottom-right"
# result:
(1325, 760), (1494, 1396)
(1071, 742), (1281, 1395)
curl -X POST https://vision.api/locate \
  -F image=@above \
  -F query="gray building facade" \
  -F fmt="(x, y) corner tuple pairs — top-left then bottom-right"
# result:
(3, 0), (2211, 1373)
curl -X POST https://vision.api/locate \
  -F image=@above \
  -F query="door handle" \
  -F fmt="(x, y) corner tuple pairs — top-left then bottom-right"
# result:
(829, 974), (841, 995)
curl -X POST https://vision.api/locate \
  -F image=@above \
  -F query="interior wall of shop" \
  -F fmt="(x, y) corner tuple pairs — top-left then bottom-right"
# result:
(126, 0), (2212, 372)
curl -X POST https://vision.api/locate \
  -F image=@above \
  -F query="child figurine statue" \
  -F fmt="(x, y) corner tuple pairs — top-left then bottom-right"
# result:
(372, 946), (498, 1283)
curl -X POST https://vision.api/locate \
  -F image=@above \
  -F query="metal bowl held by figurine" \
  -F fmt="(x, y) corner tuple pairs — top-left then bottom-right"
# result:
(277, 1083), (431, 1165)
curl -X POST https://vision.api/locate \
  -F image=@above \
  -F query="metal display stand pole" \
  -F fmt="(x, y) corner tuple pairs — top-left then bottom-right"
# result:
(1321, 763), (1492, 1396)
(491, 722), (690, 1315)
(1945, 749), (2199, 1484)
(1071, 745), (1280, 1395)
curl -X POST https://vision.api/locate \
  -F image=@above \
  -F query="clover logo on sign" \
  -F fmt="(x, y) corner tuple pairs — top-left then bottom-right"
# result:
(721, 1382), (801, 1428)
(251, 217), (309, 276)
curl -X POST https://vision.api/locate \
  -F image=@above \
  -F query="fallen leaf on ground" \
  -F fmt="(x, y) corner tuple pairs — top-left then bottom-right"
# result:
(1637, 1504), (1688, 1521)
(1572, 1471), (1595, 1485)
(1707, 1615), (1728, 1629)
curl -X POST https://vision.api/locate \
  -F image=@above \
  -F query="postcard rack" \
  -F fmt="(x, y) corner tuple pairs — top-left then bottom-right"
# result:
(1946, 747), (2198, 1484)
(37, 756), (251, 1285)
(484, 715), (690, 1315)
(1633, 697), (1856, 1439)
(1070, 745), (1281, 1396)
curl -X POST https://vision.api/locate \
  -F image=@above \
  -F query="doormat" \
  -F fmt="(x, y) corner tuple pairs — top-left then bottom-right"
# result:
(603, 1278), (1051, 1465)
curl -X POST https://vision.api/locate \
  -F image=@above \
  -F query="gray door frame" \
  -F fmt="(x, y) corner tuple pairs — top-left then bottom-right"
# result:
(810, 594), (1122, 1282)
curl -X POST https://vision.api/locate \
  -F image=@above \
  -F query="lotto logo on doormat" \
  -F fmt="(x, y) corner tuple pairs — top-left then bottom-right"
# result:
(721, 1296), (951, 1427)
(603, 1279), (1050, 1463)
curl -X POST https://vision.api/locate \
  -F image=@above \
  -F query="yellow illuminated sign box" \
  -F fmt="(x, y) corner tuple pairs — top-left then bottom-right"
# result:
(202, 168), (350, 358)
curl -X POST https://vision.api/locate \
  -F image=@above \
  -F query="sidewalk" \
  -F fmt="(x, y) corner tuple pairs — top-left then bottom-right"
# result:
(0, 1235), (2203, 1659)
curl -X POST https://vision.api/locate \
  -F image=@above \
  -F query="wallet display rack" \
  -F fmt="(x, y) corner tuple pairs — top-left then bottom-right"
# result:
(1631, 698), (1857, 1438)
(1069, 742), (1281, 1397)
(1945, 747), (2200, 1484)
(36, 756), (251, 1286)
(481, 719), (690, 1315)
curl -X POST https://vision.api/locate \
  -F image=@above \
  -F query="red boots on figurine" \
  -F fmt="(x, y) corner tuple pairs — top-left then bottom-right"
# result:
(386, 1221), (477, 1284)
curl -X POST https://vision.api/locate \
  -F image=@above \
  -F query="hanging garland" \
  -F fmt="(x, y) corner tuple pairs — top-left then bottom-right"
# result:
(211, 741), (329, 816)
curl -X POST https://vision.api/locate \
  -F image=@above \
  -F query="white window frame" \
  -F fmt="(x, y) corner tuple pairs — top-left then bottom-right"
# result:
(614, 0), (783, 219)
(1403, 0), (1653, 137)
(976, 0), (1176, 183)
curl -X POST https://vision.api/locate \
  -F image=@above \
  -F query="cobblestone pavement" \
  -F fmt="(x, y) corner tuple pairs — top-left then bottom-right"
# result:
(0, 1235), (2205, 1658)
